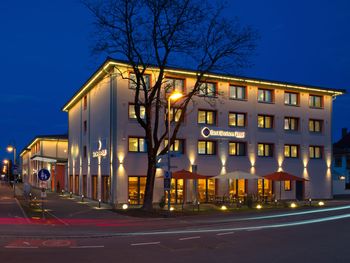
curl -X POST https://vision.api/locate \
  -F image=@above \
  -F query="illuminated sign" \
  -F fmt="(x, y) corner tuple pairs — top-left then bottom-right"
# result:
(201, 127), (245, 139)
(92, 139), (107, 158)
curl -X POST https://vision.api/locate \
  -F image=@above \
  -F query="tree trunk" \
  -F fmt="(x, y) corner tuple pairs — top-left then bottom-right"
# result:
(142, 156), (157, 211)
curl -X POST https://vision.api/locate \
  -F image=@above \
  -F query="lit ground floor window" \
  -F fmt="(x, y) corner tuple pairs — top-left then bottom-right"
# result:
(170, 178), (184, 204)
(128, 176), (146, 205)
(229, 179), (246, 197)
(258, 179), (273, 199)
(198, 179), (216, 203)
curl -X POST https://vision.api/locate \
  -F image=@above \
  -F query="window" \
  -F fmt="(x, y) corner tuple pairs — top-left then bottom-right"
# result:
(229, 85), (246, 100)
(199, 82), (216, 97)
(228, 113), (246, 127)
(284, 145), (299, 158)
(83, 120), (87, 134)
(164, 139), (185, 154)
(83, 95), (87, 110)
(284, 180), (292, 191)
(309, 95), (323, 108)
(258, 115), (273, 129)
(129, 73), (151, 90)
(129, 104), (145, 119)
(309, 119), (323, 133)
(334, 156), (342, 167)
(83, 146), (87, 158)
(258, 143), (273, 157)
(169, 108), (182, 122)
(229, 142), (246, 156)
(309, 146), (322, 159)
(284, 117), (299, 131)
(129, 137), (147, 152)
(198, 110), (216, 125)
(198, 141), (216, 155)
(284, 92), (298, 106)
(165, 78), (184, 93)
(258, 89), (273, 103)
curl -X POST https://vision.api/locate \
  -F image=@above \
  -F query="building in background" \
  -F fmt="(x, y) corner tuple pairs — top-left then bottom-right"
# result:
(63, 58), (344, 207)
(333, 128), (350, 198)
(20, 135), (68, 192)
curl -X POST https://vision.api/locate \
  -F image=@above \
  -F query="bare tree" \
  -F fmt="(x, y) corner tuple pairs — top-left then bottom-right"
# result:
(83, 0), (258, 211)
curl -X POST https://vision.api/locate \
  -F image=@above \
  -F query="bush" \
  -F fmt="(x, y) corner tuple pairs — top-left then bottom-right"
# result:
(159, 196), (166, 209)
(246, 194), (253, 208)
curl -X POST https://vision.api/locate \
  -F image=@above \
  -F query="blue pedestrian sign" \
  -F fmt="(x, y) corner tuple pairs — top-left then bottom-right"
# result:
(38, 169), (51, 181)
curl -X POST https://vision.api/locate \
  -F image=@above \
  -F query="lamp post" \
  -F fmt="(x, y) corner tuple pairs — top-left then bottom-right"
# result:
(3, 159), (9, 182)
(167, 92), (183, 211)
(7, 145), (16, 197)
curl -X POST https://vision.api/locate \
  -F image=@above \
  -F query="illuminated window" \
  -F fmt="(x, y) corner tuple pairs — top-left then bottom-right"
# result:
(258, 115), (273, 129)
(169, 108), (183, 122)
(309, 146), (322, 159)
(284, 117), (299, 131)
(129, 104), (145, 119)
(128, 137), (147, 152)
(229, 112), (246, 127)
(199, 82), (216, 97)
(284, 180), (292, 191)
(129, 73), (151, 90)
(258, 143), (273, 157)
(228, 142), (246, 156)
(309, 119), (323, 133)
(128, 177), (146, 205)
(284, 145), (299, 158)
(198, 140), (216, 155)
(164, 139), (185, 154)
(198, 110), (216, 125)
(284, 92), (298, 106)
(309, 95), (323, 108)
(258, 89), (273, 103)
(229, 85), (246, 100)
(165, 78), (184, 93)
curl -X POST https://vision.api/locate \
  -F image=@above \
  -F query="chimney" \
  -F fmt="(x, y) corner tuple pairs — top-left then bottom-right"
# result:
(342, 128), (348, 138)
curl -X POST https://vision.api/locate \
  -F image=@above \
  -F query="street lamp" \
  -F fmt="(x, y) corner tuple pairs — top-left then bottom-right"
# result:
(7, 145), (17, 197)
(167, 91), (183, 211)
(3, 159), (9, 183)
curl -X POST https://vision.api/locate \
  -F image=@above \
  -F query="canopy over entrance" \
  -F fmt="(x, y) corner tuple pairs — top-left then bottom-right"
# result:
(213, 170), (261, 180)
(172, 169), (211, 180)
(263, 171), (308, 181)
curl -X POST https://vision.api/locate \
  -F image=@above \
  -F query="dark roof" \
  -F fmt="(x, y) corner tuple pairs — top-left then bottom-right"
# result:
(333, 133), (350, 154)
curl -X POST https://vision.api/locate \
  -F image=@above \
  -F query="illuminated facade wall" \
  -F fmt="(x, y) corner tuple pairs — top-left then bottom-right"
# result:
(65, 60), (342, 206)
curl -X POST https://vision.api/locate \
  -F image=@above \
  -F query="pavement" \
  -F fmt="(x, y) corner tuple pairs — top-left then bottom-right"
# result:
(1, 180), (350, 262)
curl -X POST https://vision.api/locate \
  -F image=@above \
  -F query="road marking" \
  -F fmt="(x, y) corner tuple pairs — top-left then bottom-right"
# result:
(5, 246), (38, 249)
(247, 228), (261, 232)
(45, 210), (70, 226)
(216, 231), (235, 236)
(179, 236), (201, 241)
(15, 198), (30, 224)
(70, 245), (104, 249)
(131, 242), (160, 246)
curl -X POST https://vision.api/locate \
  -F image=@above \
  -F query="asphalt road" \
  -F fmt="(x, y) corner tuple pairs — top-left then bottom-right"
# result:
(1, 181), (350, 263)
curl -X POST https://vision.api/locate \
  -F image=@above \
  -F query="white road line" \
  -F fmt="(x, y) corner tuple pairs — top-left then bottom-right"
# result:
(216, 231), (235, 236)
(70, 246), (105, 249)
(45, 210), (70, 226)
(179, 236), (201, 241)
(131, 242), (160, 246)
(15, 198), (30, 224)
(247, 228), (261, 232)
(5, 246), (38, 249)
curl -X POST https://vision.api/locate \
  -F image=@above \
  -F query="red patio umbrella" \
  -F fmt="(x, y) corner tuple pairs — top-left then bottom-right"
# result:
(172, 169), (211, 180)
(263, 171), (308, 200)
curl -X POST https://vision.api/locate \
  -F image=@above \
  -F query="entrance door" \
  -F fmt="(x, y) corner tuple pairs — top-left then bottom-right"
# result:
(91, 176), (97, 200)
(295, 181), (304, 200)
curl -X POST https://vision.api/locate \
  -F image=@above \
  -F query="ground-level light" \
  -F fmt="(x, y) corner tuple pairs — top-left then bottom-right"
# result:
(318, 201), (325, 206)
(256, 204), (262, 209)
(122, 204), (128, 210)
(221, 205), (227, 211)
(170, 206), (175, 211)
(290, 202), (297, 208)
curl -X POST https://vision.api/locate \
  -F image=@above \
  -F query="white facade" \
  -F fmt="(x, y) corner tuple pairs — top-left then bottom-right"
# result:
(64, 59), (344, 207)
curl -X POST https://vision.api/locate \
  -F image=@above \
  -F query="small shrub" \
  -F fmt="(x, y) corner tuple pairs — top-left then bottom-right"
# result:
(159, 196), (166, 209)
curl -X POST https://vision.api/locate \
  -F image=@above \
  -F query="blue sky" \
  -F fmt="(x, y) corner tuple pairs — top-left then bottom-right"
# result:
(0, 0), (349, 162)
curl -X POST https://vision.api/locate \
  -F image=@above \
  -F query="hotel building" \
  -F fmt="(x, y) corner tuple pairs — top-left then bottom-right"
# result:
(63, 58), (344, 207)
(20, 135), (68, 191)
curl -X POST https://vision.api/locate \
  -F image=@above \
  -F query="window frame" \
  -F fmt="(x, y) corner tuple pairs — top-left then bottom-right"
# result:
(258, 88), (274, 103)
(309, 94), (323, 108)
(284, 92), (299, 106)
(164, 139), (185, 154)
(128, 103), (146, 120)
(309, 119), (323, 133)
(284, 180), (292, 191)
(229, 85), (247, 100)
(129, 72), (151, 90)
(197, 109), (217, 125)
(284, 117), (299, 131)
(309, 145), (323, 159)
(128, 137), (147, 153)
(197, 140), (217, 155)
(284, 144), (299, 158)
(169, 107), (183, 123)
(198, 82), (217, 97)
(257, 114), (274, 129)
(228, 112), (246, 127)
(228, 141), (247, 156)
(164, 77), (185, 93)
(257, 143), (274, 157)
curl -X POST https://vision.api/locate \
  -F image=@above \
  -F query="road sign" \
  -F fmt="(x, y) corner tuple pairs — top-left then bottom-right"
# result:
(39, 181), (48, 188)
(38, 169), (50, 181)
(164, 178), (171, 191)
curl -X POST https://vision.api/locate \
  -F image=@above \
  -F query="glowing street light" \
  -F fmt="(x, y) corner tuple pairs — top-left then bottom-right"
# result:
(166, 91), (183, 211)
(6, 145), (17, 197)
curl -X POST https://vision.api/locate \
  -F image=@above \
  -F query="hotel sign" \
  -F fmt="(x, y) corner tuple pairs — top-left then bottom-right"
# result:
(92, 139), (107, 158)
(201, 127), (245, 139)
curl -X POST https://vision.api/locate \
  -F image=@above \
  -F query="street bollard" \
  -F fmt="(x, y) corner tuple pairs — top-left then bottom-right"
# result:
(70, 192), (72, 198)
(81, 195), (84, 202)
(309, 198), (312, 206)
(29, 193), (32, 200)
(98, 199), (101, 208)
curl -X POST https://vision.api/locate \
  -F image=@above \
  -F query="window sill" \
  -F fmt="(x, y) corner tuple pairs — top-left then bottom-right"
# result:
(284, 104), (300, 107)
(258, 101), (274, 104)
(229, 98), (247, 102)
(309, 106), (324, 110)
